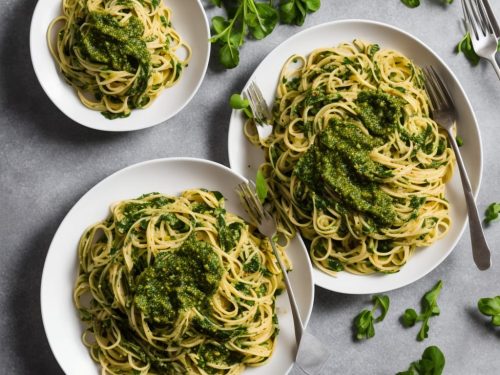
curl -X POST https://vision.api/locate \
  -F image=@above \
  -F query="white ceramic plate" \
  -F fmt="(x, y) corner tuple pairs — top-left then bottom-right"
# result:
(227, 20), (483, 294)
(30, 0), (210, 131)
(41, 158), (314, 374)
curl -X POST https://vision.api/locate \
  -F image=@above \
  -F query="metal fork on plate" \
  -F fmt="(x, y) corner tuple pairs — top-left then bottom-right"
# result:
(236, 182), (329, 375)
(423, 66), (491, 270)
(462, 0), (500, 79)
(243, 82), (274, 141)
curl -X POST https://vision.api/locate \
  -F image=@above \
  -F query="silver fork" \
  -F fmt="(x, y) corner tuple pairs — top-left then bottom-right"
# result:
(423, 66), (491, 270)
(236, 181), (329, 375)
(243, 82), (274, 141)
(462, 0), (500, 79)
(481, 0), (500, 38)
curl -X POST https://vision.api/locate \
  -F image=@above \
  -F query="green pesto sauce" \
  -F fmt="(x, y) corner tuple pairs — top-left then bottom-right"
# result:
(294, 91), (403, 227)
(134, 236), (223, 324)
(76, 12), (151, 108)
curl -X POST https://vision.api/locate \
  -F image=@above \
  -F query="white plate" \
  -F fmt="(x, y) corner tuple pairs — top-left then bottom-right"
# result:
(227, 20), (482, 294)
(30, 0), (210, 131)
(41, 158), (314, 374)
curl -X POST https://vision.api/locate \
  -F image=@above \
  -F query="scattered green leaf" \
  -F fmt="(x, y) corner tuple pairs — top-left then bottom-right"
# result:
(354, 294), (390, 340)
(401, 0), (420, 8)
(485, 203), (500, 224)
(456, 135), (463, 147)
(397, 346), (445, 375)
(457, 32), (500, 65)
(400, 280), (443, 341)
(478, 296), (500, 326)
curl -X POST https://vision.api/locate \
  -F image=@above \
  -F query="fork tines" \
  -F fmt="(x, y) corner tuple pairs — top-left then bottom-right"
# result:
(422, 67), (455, 112)
(244, 82), (272, 124)
(462, 0), (494, 38)
(236, 182), (265, 223)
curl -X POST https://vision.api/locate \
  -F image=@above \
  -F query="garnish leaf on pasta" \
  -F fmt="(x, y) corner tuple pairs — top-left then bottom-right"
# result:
(396, 346), (445, 375)
(255, 170), (269, 203)
(400, 280), (443, 341)
(354, 294), (390, 340)
(478, 296), (500, 326)
(229, 93), (252, 118)
(485, 203), (500, 224)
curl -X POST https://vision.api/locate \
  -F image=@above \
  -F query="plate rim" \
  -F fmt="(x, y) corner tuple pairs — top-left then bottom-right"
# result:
(40, 157), (315, 373)
(227, 18), (484, 294)
(29, 0), (211, 132)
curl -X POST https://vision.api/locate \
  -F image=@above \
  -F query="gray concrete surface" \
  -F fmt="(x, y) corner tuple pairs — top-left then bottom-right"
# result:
(1, 0), (500, 374)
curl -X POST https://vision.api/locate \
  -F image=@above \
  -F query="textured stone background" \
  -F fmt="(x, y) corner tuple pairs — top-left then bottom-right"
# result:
(1, 0), (500, 374)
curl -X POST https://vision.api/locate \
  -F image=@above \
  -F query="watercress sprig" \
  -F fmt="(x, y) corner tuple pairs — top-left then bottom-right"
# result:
(354, 295), (390, 340)
(401, 280), (443, 341)
(210, 0), (320, 68)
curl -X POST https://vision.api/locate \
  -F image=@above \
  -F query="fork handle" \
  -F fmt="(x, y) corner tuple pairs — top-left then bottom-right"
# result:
(487, 53), (500, 80)
(269, 239), (304, 345)
(448, 131), (492, 270)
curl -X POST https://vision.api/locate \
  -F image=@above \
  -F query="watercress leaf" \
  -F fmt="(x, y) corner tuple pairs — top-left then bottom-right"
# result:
(417, 318), (430, 341)
(279, 1), (297, 24)
(398, 346), (445, 375)
(423, 280), (443, 313)
(247, 3), (278, 40)
(492, 315), (500, 326)
(401, 308), (418, 327)
(256, 170), (268, 203)
(477, 296), (500, 316)
(294, 1), (307, 26)
(373, 294), (390, 322)
(219, 43), (239, 69)
(485, 203), (500, 224)
(305, 0), (321, 12)
(229, 28), (244, 47)
(419, 346), (446, 374)
(456, 33), (480, 65)
(211, 0), (222, 7)
(210, 16), (230, 42)
(229, 94), (249, 110)
(354, 309), (374, 340)
(401, 0), (420, 8)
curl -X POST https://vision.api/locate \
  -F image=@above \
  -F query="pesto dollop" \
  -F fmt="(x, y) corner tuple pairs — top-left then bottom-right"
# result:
(134, 236), (224, 324)
(76, 12), (151, 109)
(294, 91), (403, 227)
